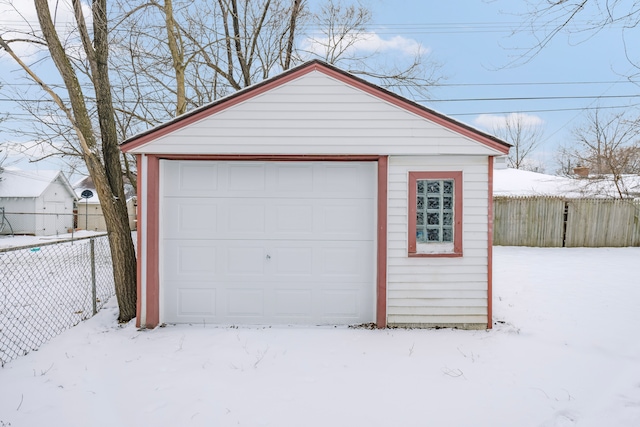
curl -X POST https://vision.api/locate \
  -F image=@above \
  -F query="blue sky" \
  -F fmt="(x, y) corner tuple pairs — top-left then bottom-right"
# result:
(365, 0), (639, 170)
(1, 0), (638, 174)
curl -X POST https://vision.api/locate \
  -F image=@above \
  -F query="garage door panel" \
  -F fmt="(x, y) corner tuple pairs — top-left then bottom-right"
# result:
(165, 283), (372, 323)
(163, 199), (219, 239)
(274, 164), (313, 192)
(227, 202), (266, 233)
(273, 246), (313, 275)
(178, 198), (373, 241)
(164, 162), (219, 196)
(320, 290), (360, 317)
(177, 288), (216, 317)
(274, 204), (314, 233)
(227, 163), (267, 191)
(163, 242), (217, 280)
(320, 204), (367, 237)
(227, 246), (266, 275)
(320, 247), (366, 277)
(161, 160), (376, 325)
(274, 289), (313, 317)
(323, 164), (363, 193)
(316, 163), (376, 198)
(226, 289), (265, 316)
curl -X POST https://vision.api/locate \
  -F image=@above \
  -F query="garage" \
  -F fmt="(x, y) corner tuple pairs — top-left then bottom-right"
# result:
(161, 160), (377, 325)
(122, 60), (510, 329)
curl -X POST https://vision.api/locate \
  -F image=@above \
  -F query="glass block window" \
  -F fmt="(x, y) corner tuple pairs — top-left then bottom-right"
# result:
(408, 171), (462, 256)
(416, 179), (454, 243)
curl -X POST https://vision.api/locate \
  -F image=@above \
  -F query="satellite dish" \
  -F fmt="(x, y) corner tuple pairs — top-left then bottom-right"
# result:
(81, 189), (94, 199)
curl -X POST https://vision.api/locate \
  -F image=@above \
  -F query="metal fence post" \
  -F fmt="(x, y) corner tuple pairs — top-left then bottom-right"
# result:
(91, 238), (97, 315)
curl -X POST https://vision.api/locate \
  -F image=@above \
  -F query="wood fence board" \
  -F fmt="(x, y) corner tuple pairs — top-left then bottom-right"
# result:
(494, 197), (640, 248)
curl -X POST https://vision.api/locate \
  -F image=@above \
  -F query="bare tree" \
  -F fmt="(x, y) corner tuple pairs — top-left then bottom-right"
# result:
(515, 0), (640, 70)
(560, 108), (640, 197)
(0, 0), (445, 324)
(0, 150), (5, 181)
(491, 113), (544, 171)
(304, 0), (442, 98)
(109, 0), (310, 123)
(0, 0), (137, 322)
(109, 0), (441, 128)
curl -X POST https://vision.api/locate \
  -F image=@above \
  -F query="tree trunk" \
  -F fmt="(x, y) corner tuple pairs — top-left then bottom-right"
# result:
(35, 0), (137, 322)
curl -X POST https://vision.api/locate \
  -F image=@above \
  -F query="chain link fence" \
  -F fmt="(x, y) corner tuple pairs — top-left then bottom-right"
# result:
(0, 209), (136, 237)
(0, 234), (115, 366)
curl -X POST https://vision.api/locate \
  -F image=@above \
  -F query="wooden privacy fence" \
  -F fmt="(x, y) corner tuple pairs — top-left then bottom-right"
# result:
(494, 197), (640, 247)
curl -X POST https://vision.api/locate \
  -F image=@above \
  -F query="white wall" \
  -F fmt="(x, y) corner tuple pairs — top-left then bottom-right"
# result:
(78, 198), (137, 232)
(129, 71), (501, 157)
(0, 198), (36, 235)
(37, 176), (75, 236)
(387, 155), (489, 327)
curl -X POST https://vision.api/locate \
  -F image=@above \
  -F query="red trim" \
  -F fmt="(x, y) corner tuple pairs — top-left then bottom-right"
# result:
(135, 154), (142, 328)
(146, 155), (160, 327)
(120, 60), (510, 155)
(376, 157), (388, 328)
(141, 155), (388, 328)
(149, 154), (382, 161)
(408, 171), (463, 257)
(487, 157), (494, 329)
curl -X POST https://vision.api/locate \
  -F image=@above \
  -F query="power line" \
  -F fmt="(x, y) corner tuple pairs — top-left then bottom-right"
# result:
(421, 94), (640, 103)
(3, 93), (640, 104)
(5, 79), (635, 89)
(449, 103), (640, 116)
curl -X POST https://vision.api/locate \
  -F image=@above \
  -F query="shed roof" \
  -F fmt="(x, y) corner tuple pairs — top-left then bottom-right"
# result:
(120, 60), (510, 155)
(0, 169), (76, 199)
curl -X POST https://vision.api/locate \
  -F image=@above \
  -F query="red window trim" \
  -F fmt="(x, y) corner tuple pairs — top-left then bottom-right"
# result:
(408, 171), (463, 257)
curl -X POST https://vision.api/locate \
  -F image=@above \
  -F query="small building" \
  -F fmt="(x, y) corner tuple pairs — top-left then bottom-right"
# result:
(121, 60), (510, 329)
(74, 176), (137, 232)
(0, 169), (76, 236)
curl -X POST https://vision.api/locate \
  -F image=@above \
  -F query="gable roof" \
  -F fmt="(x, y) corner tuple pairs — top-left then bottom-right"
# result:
(120, 59), (510, 154)
(0, 169), (76, 199)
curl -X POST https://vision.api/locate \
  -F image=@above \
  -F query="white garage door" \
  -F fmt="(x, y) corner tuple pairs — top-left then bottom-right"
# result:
(161, 161), (376, 325)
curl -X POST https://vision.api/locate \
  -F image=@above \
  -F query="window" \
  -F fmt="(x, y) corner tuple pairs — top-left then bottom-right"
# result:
(408, 171), (462, 257)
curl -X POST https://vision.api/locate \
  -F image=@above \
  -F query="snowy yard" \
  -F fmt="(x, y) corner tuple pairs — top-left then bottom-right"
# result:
(0, 246), (639, 427)
(0, 233), (114, 365)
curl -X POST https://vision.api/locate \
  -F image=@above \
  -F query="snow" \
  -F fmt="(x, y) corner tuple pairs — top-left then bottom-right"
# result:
(0, 169), (63, 198)
(0, 230), (105, 250)
(494, 168), (640, 199)
(494, 168), (579, 197)
(1, 246), (639, 427)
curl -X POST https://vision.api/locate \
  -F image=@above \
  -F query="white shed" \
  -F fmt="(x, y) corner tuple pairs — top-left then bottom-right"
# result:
(0, 169), (76, 236)
(121, 60), (510, 329)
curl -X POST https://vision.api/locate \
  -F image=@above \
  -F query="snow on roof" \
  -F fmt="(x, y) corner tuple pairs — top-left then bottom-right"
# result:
(0, 169), (75, 198)
(494, 169), (580, 198)
(494, 168), (640, 199)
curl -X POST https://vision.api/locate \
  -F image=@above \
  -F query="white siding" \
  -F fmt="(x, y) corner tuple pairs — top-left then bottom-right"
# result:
(38, 177), (75, 236)
(129, 71), (501, 157)
(387, 155), (489, 328)
(0, 198), (36, 235)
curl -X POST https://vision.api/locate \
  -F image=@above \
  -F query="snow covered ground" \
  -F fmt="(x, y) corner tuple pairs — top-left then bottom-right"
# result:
(0, 246), (638, 427)
(0, 230), (106, 250)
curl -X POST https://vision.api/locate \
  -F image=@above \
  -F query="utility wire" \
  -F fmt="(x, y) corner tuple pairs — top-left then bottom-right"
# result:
(2, 94), (640, 103)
